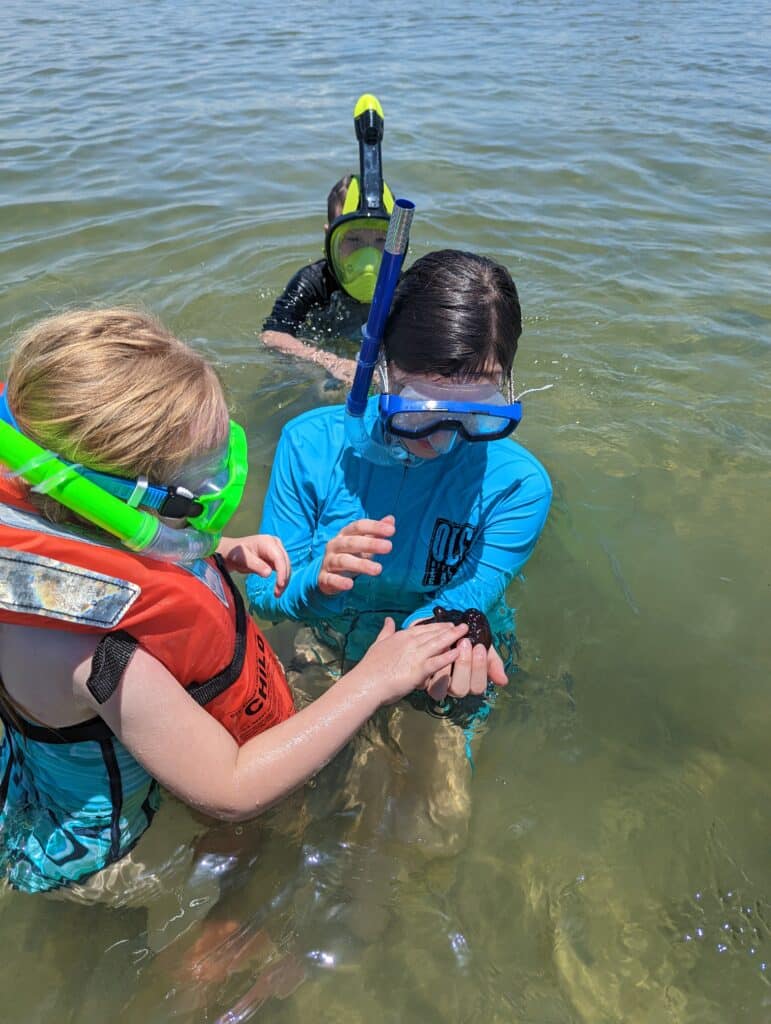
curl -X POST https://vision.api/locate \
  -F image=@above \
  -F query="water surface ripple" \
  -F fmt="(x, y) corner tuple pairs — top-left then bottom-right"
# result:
(0, 2), (769, 1021)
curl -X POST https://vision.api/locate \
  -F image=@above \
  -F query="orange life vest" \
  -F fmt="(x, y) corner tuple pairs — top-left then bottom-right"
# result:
(0, 473), (295, 744)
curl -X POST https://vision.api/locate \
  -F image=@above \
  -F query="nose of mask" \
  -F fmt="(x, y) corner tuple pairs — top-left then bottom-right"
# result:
(339, 247), (382, 302)
(425, 429), (458, 455)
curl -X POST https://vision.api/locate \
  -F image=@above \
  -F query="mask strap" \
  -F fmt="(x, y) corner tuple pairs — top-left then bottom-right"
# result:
(126, 475), (150, 509)
(515, 383), (554, 401)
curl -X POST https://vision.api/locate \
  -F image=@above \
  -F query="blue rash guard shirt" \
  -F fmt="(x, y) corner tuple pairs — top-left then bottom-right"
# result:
(246, 396), (551, 664)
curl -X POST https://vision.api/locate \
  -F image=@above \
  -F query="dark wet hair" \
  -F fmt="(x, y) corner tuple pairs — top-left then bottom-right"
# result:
(327, 174), (354, 224)
(382, 250), (522, 379)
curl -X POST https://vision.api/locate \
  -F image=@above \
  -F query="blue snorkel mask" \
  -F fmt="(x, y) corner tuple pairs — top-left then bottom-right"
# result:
(378, 371), (522, 456)
(345, 199), (525, 465)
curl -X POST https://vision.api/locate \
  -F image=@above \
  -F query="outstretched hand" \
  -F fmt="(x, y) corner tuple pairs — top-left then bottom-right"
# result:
(351, 616), (469, 707)
(318, 515), (396, 596)
(216, 535), (291, 596)
(421, 635), (508, 702)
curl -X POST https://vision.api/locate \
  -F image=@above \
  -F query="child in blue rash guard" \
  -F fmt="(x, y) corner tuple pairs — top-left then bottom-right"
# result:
(248, 251), (551, 833)
(249, 399), (548, 667)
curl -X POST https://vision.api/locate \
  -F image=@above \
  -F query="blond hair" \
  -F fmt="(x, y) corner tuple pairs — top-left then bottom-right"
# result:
(6, 309), (229, 520)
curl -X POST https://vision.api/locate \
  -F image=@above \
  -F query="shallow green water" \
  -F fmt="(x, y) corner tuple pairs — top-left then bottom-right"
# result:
(1, 1), (769, 1020)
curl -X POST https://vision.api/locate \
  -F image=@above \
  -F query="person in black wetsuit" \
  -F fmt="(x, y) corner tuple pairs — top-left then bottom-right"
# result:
(261, 95), (395, 385)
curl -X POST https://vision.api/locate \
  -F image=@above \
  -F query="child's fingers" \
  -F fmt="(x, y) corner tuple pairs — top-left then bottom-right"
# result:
(411, 621), (468, 646)
(326, 536), (391, 562)
(327, 553), (384, 577)
(487, 646), (508, 687)
(340, 518), (396, 539)
(242, 537), (290, 584)
(468, 643), (489, 696)
(446, 638), (473, 699)
(337, 535), (393, 558)
(425, 667), (453, 701)
(412, 624), (467, 662)
(261, 538), (290, 588)
(375, 616), (396, 642)
(249, 558), (273, 578)
(318, 571), (355, 595)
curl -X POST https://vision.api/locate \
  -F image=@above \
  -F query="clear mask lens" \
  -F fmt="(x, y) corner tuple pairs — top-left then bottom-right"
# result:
(390, 382), (514, 440)
(169, 422), (248, 534)
(170, 442), (229, 495)
(328, 217), (389, 302)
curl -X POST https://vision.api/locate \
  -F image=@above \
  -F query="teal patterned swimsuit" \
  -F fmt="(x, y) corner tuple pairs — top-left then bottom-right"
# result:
(0, 711), (159, 894)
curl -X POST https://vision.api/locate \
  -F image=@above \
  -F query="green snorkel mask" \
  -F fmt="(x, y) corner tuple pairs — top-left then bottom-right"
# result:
(73, 421), (249, 535)
(0, 384), (248, 562)
(325, 94), (395, 303)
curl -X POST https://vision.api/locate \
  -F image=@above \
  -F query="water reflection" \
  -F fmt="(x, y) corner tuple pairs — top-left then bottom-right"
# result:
(1, 0), (770, 1019)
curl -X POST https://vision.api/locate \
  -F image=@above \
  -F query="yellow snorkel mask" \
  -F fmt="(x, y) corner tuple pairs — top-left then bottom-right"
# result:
(325, 94), (395, 303)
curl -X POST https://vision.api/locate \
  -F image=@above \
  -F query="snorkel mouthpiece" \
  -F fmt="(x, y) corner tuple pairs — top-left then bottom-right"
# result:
(346, 197), (414, 420)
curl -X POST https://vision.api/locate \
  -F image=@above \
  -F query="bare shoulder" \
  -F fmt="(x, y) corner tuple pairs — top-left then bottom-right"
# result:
(0, 622), (101, 725)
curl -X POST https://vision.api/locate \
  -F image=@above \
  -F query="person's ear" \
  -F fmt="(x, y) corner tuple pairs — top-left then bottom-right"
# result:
(324, 222), (329, 233)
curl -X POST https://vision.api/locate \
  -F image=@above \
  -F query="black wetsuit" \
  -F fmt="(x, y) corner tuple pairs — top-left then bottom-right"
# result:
(263, 259), (368, 352)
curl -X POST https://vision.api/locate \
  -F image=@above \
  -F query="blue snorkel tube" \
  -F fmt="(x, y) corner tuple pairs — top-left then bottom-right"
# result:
(345, 197), (414, 460)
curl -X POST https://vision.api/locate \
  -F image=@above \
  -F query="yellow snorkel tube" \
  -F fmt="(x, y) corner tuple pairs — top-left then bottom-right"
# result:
(325, 94), (395, 303)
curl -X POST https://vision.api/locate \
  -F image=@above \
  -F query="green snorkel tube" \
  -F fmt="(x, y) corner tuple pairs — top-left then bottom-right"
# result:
(344, 196), (414, 463)
(0, 398), (224, 562)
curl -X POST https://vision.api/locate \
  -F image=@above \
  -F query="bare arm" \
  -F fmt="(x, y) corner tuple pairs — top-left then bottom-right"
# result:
(262, 330), (356, 386)
(78, 618), (467, 821)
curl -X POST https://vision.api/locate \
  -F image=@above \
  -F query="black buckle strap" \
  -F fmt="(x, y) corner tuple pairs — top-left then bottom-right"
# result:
(185, 555), (247, 707)
(157, 488), (205, 520)
(87, 631), (140, 704)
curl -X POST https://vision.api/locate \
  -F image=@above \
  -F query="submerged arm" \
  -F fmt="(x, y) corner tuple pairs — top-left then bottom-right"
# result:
(262, 331), (356, 385)
(261, 262), (355, 385)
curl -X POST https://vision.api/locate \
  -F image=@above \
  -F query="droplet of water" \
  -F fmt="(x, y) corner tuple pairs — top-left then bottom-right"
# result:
(307, 949), (336, 968)
(450, 931), (471, 968)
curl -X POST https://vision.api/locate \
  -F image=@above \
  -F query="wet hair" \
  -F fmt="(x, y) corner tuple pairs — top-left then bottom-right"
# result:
(6, 309), (229, 523)
(382, 250), (522, 379)
(327, 174), (354, 224)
